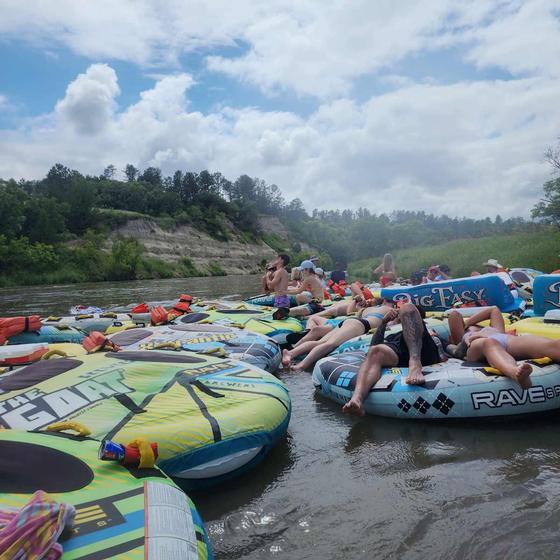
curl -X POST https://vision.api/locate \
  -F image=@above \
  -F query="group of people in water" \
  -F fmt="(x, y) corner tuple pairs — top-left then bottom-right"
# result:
(262, 252), (560, 417)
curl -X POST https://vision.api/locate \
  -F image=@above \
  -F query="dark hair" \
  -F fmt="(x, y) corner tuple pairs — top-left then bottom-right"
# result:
(278, 254), (290, 266)
(439, 264), (450, 274)
(411, 271), (423, 281)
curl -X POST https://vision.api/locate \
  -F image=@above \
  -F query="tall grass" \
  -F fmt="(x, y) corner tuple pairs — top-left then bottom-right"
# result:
(348, 228), (560, 282)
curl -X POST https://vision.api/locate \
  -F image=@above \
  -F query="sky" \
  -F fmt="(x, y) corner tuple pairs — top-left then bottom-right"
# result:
(0, 0), (559, 218)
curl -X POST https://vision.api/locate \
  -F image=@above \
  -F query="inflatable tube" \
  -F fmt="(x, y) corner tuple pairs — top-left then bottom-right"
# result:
(0, 343), (48, 366)
(512, 312), (560, 339)
(244, 294), (298, 307)
(7, 325), (85, 345)
(332, 319), (451, 356)
(312, 351), (560, 419)
(532, 274), (560, 316)
(380, 274), (524, 312)
(510, 268), (543, 301)
(107, 324), (281, 372)
(172, 312), (304, 344)
(0, 430), (212, 559)
(43, 313), (134, 334)
(0, 350), (291, 487)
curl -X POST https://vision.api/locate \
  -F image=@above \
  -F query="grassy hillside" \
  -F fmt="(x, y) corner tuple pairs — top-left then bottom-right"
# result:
(348, 228), (560, 282)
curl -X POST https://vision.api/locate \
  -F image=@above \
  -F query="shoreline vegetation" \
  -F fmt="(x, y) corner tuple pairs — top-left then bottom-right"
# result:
(1, 163), (558, 288)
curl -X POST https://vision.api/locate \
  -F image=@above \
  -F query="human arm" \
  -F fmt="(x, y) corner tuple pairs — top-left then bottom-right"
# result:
(464, 306), (503, 331)
(369, 309), (398, 346)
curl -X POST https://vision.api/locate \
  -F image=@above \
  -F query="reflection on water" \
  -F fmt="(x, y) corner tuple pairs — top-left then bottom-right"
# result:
(3, 277), (560, 558)
(0, 274), (263, 317)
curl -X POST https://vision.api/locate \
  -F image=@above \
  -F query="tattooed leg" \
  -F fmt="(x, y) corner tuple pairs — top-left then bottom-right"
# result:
(399, 303), (425, 385)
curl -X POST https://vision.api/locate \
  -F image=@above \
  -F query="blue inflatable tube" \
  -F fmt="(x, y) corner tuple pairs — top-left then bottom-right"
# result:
(8, 325), (85, 344)
(532, 274), (560, 316)
(380, 274), (523, 312)
(313, 351), (560, 419)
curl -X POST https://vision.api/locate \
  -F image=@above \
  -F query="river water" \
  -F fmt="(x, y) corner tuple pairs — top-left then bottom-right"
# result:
(2, 275), (560, 559)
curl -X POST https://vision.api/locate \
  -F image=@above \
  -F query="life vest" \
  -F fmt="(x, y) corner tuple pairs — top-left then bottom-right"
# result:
(131, 303), (149, 314)
(323, 288), (331, 300)
(0, 316), (42, 345)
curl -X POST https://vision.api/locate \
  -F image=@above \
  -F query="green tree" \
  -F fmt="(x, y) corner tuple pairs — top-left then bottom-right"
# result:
(0, 180), (27, 238)
(124, 164), (138, 182)
(532, 178), (560, 225)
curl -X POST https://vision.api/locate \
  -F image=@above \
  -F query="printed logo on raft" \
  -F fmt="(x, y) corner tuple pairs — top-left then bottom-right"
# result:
(545, 281), (560, 309)
(471, 385), (560, 409)
(390, 287), (487, 309)
(0, 370), (134, 430)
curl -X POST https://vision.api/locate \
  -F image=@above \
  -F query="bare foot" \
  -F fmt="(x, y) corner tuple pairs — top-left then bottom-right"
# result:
(291, 362), (305, 372)
(404, 359), (425, 385)
(516, 362), (533, 390)
(342, 397), (365, 417)
(282, 349), (292, 367)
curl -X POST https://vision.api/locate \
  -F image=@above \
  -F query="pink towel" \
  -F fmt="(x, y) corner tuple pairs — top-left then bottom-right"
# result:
(0, 490), (75, 560)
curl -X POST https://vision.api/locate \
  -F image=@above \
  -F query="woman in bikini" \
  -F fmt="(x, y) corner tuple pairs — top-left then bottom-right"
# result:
(296, 283), (377, 345)
(282, 298), (394, 371)
(447, 306), (560, 389)
(373, 253), (396, 287)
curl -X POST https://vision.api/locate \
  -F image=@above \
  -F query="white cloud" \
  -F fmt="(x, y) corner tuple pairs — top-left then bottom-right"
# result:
(55, 64), (120, 134)
(0, 64), (557, 219)
(1, 0), (549, 98)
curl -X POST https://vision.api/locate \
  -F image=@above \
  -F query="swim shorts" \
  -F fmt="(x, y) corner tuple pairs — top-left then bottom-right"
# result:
(381, 322), (442, 367)
(306, 301), (324, 315)
(274, 295), (291, 308)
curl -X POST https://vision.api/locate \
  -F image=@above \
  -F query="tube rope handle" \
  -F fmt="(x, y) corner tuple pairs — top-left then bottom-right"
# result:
(128, 438), (156, 468)
(41, 349), (68, 360)
(47, 421), (91, 436)
(152, 341), (181, 350)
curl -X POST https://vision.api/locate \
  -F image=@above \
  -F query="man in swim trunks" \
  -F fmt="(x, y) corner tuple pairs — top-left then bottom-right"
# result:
(342, 303), (446, 417)
(263, 254), (291, 309)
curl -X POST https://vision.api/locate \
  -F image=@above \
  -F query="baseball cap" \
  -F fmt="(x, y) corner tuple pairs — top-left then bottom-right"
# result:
(299, 260), (316, 271)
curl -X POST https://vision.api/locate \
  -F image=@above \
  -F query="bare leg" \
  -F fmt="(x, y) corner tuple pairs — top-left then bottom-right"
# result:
(306, 315), (328, 329)
(467, 338), (532, 389)
(507, 336), (560, 361)
(399, 303), (426, 385)
(294, 320), (364, 371)
(282, 339), (325, 367)
(294, 324), (333, 347)
(342, 345), (398, 416)
(289, 304), (311, 318)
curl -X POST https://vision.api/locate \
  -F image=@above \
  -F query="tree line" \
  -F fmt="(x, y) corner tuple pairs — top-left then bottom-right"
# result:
(0, 160), (553, 285)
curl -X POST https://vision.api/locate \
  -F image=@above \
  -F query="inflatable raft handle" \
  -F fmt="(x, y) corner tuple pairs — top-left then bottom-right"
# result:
(152, 341), (181, 351)
(47, 420), (91, 437)
(41, 349), (68, 360)
(127, 438), (156, 469)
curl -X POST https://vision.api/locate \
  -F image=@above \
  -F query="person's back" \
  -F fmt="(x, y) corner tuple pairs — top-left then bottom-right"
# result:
(330, 262), (346, 284)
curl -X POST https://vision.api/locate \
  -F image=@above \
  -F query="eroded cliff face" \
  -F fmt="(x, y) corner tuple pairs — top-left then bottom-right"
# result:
(108, 219), (277, 275)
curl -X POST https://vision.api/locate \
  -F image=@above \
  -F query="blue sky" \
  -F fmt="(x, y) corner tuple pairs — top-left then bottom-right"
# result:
(0, 0), (559, 217)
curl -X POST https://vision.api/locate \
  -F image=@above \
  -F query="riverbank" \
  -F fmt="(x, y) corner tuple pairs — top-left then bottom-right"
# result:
(349, 228), (560, 281)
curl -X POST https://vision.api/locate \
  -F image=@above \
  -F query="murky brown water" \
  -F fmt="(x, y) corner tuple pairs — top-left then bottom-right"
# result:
(2, 276), (560, 559)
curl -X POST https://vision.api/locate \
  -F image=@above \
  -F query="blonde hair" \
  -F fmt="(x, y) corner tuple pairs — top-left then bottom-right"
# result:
(383, 253), (394, 271)
(291, 267), (302, 281)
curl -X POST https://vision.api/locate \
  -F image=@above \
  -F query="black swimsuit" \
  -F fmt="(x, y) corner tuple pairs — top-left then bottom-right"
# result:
(339, 317), (371, 334)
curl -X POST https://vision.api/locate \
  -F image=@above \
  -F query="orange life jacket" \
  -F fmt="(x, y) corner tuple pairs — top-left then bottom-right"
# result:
(0, 316), (42, 345)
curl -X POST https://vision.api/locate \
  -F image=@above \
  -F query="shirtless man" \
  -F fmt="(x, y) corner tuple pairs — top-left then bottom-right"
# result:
(288, 260), (325, 317)
(342, 303), (446, 417)
(264, 254), (291, 309)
